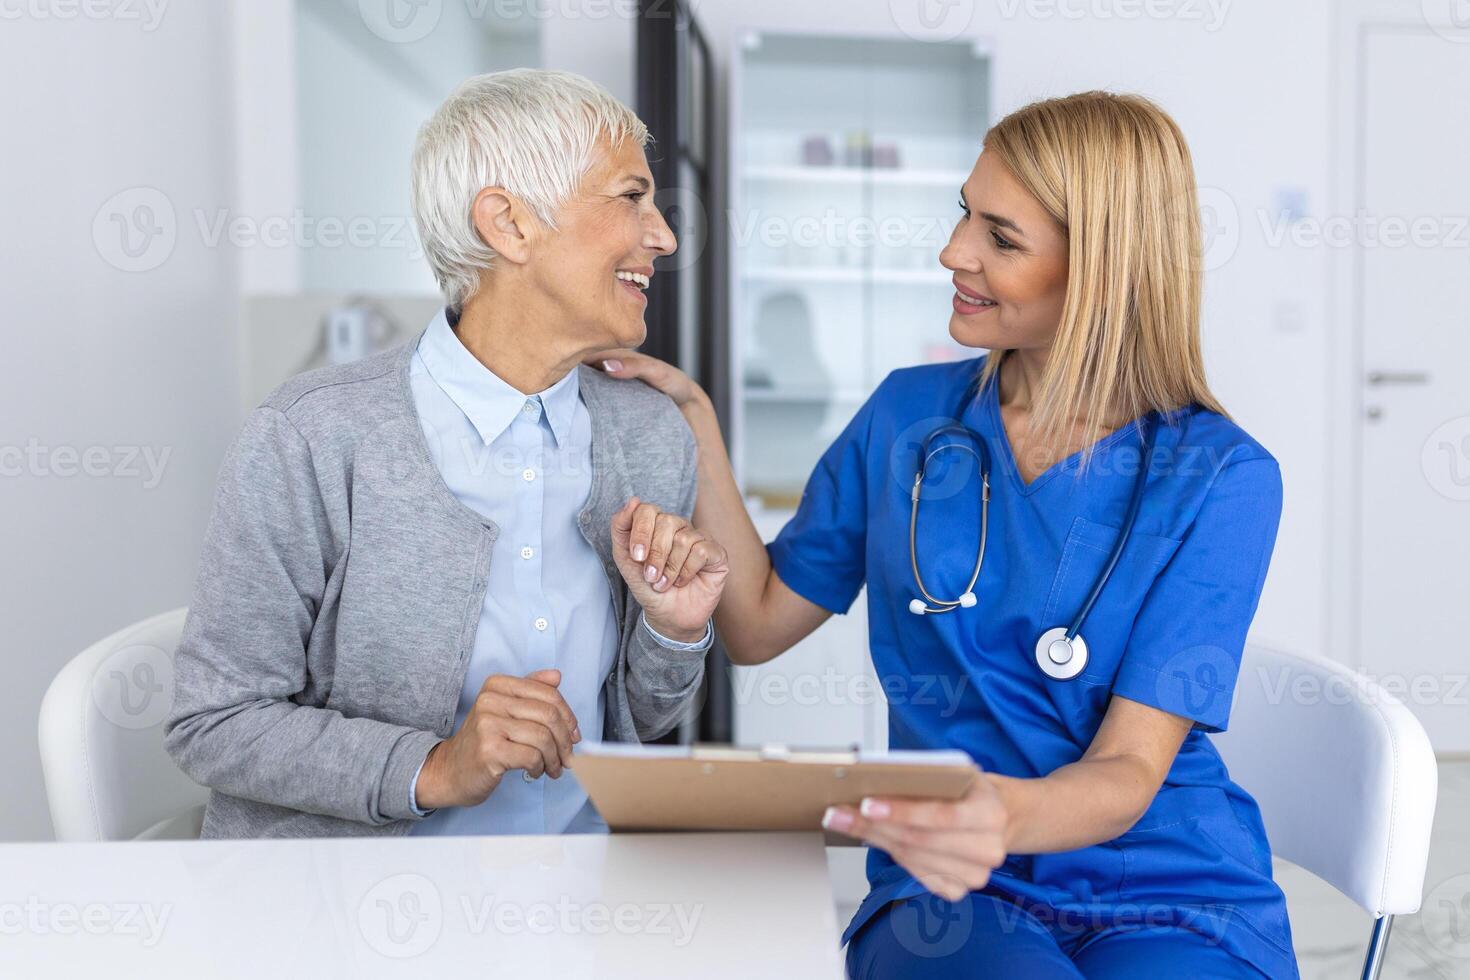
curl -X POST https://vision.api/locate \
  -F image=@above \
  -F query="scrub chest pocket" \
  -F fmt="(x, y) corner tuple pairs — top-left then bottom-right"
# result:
(1040, 516), (1182, 686)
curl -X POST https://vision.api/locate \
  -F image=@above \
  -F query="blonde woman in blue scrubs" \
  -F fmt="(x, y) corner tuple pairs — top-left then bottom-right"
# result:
(594, 92), (1297, 978)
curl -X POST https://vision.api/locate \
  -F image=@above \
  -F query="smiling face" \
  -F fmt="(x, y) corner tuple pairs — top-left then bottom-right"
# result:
(939, 150), (1070, 353)
(522, 135), (677, 352)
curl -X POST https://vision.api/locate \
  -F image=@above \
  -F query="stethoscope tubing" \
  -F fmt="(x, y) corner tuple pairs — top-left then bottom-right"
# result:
(1063, 415), (1156, 640)
(908, 442), (988, 612)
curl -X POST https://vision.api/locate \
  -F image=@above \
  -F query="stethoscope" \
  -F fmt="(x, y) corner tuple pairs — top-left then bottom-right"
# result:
(906, 394), (1158, 682)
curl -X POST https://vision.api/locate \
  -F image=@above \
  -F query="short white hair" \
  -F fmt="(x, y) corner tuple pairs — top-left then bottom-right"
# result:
(411, 69), (651, 309)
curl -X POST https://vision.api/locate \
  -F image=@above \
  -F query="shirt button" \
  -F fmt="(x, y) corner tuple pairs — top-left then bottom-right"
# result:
(520, 546), (534, 560)
(522, 400), (537, 415)
(522, 468), (536, 482)
(534, 617), (549, 632)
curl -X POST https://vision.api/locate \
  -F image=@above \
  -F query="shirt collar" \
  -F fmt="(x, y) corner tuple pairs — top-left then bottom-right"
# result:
(417, 308), (580, 447)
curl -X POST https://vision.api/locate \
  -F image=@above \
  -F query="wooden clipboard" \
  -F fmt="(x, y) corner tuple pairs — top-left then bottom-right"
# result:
(572, 742), (980, 835)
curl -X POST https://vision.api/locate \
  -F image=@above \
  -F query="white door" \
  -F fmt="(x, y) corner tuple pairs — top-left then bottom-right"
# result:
(1358, 28), (1470, 753)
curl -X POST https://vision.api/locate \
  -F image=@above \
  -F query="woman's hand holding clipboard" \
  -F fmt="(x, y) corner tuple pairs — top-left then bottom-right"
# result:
(571, 742), (981, 840)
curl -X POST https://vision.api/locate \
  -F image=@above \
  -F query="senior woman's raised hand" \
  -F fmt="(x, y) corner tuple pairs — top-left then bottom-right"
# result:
(611, 497), (728, 644)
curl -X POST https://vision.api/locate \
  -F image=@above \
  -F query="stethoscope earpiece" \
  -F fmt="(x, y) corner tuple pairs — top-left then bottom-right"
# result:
(907, 592), (977, 616)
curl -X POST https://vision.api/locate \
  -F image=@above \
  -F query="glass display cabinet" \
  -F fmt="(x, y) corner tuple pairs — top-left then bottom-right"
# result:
(730, 30), (992, 509)
(728, 29), (991, 749)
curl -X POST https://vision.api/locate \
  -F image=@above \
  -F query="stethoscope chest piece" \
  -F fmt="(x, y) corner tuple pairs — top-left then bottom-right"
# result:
(1034, 626), (1088, 681)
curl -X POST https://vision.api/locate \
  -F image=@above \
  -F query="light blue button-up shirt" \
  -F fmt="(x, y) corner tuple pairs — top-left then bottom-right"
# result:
(406, 310), (708, 835)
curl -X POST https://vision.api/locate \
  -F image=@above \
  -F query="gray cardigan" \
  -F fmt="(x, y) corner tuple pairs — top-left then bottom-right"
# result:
(165, 336), (706, 838)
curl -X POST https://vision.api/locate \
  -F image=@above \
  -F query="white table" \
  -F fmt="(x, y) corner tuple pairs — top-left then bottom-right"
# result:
(0, 831), (846, 978)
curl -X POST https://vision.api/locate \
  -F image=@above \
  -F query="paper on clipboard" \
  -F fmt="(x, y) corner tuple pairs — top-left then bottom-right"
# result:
(571, 742), (980, 834)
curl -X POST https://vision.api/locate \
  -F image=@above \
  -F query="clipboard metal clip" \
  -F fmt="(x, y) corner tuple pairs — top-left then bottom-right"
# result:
(686, 743), (865, 765)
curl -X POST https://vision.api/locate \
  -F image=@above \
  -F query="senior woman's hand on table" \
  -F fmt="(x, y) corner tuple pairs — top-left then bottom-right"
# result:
(413, 669), (582, 810)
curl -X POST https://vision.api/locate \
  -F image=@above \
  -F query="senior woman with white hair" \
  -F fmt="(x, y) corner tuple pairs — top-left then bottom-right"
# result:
(165, 69), (724, 838)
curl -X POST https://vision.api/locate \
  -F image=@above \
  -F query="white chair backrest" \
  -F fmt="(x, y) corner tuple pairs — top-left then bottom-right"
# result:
(38, 608), (208, 841)
(1214, 644), (1438, 916)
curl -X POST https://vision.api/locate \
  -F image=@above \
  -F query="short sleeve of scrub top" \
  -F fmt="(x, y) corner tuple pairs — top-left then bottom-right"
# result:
(1110, 455), (1283, 733)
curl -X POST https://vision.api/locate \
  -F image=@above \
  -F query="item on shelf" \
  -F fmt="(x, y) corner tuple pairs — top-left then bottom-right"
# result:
(872, 142), (901, 169)
(743, 367), (774, 389)
(750, 292), (829, 391)
(800, 135), (834, 167)
(753, 489), (805, 511)
(843, 129), (873, 168)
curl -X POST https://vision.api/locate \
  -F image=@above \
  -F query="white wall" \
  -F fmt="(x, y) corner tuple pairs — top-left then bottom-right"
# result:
(694, 0), (1335, 656)
(540, 8), (636, 104)
(0, 0), (1347, 840)
(0, 4), (242, 840)
(235, 0), (545, 297)
(295, 0), (538, 295)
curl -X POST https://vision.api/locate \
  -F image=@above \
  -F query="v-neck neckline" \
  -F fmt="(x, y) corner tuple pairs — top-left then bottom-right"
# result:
(977, 370), (1149, 497)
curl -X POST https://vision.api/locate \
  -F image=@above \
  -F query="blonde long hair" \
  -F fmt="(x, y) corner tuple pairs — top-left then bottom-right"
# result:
(976, 91), (1227, 450)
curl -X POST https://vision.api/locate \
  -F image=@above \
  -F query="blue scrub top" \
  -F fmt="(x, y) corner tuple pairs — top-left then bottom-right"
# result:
(768, 356), (1297, 978)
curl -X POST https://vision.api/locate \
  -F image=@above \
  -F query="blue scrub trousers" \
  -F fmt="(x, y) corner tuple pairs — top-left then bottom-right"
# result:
(846, 891), (1274, 979)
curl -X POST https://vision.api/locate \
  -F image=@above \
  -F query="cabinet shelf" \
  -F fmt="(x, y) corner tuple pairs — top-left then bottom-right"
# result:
(743, 387), (869, 404)
(743, 165), (971, 188)
(742, 267), (951, 284)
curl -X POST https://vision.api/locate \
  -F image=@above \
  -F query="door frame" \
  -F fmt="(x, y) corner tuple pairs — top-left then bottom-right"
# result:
(1326, 0), (1466, 674)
